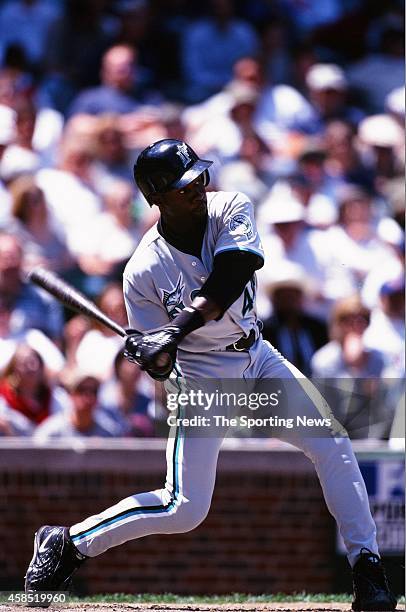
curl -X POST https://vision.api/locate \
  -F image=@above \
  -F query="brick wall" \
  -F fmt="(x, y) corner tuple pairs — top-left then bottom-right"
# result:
(0, 440), (398, 596)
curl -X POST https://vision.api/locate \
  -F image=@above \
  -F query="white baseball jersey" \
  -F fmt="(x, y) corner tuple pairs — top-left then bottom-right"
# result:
(123, 191), (264, 353)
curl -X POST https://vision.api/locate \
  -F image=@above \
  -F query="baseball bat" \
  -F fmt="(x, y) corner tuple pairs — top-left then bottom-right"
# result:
(28, 267), (127, 337)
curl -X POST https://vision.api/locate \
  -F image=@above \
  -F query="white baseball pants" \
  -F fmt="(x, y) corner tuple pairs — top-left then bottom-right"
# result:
(69, 339), (378, 567)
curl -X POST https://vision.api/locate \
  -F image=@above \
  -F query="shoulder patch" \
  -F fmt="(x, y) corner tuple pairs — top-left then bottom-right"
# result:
(229, 213), (254, 240)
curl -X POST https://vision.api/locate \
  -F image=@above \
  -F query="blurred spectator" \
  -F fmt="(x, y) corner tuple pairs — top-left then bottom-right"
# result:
(93, 114), (133, 185)
(281, 172), (338, 230)
(297, 63), (364, 135)
(348, 19), (404, 112)
(114, 0), (171, 101)
(0, 67), (64, 169)
(385, 85), (405, 125)
(188, 81), (262, 161)
(182, 0), (259, 103)
(258, 19), (291, 85)
(36, 136), (102, 257)
(43, 0), (116, 108)
(326, 184), (400, 288)
(248, 57), (314, 147)
(77, 180), (141, 282)
(364, 277), (405, 377)
(357, 114), (404, 191)
(257, 186), (353, 318)
(311, 294), (393, 439)
(323, 120), (375, 193)
(362, 241), (404, 310)
(0, 231), (63, 340)
(0, 103), (15, 223)
(68, 44), (141, 117)
(62, 314), (91, 371)
(262, 262), (328, 376)
(0, 98), (42, 182)
(312, 295), (379, 376)
(74, 283), (128, 381)
(297, 142), (338, 202)
(100, 350), (155, 437)
(216, 140), (270, 207)
(0, 0), (61, 69)
(257, 64), (363, 138)
(0, 295), (65, 374)
(34, 367), (117, 441)
(5, 174), (73, 273)
(0, 343), (68, 436)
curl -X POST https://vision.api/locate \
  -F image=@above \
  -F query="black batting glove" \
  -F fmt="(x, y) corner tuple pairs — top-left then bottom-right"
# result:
(124, 326), (181, 381)
(124, 309), (205, 381)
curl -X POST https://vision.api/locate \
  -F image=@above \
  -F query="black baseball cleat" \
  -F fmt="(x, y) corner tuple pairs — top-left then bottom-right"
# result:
(352, 548), (398, 611)
(25, 526), (87, 605)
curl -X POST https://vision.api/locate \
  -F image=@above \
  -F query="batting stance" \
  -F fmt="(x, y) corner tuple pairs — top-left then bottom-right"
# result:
(25, 139), (396, 611)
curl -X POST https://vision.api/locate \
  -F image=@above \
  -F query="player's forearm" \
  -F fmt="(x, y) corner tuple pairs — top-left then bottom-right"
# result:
(169, 295), (221, 341)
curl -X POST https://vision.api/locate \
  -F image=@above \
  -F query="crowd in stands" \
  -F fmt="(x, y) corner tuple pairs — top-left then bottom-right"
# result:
(0, 0), (404, 441)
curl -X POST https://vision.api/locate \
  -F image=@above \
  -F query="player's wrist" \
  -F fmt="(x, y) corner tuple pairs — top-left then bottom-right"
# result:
(171, 307), (206, 340)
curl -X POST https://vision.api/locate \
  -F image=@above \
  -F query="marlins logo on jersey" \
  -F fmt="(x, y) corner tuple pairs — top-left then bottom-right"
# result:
(162, 274), (186, 320)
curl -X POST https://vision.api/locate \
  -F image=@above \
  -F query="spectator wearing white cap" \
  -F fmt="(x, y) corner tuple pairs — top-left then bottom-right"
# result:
(256, 183), (353, 319)
(357, 114), (404, 190)
(294, 63), (365, 135)
(261, 261), (328, 376)
(257, 62), (361, 139)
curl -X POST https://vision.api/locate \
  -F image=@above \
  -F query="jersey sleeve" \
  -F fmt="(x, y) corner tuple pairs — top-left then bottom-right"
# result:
(213, 192), (264, 260)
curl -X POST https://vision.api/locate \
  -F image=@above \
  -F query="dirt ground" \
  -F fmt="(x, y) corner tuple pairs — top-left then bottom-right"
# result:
(5, 604), (404, 612)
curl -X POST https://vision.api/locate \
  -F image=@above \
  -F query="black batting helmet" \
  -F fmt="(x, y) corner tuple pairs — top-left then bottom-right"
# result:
(134, 139), (213, 200)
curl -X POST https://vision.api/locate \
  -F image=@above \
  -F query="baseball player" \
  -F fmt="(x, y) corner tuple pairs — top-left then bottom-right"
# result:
(25, 139), (396, 611)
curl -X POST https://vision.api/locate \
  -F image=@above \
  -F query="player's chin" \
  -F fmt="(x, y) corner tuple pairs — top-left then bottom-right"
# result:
(190, 200), (207, 217)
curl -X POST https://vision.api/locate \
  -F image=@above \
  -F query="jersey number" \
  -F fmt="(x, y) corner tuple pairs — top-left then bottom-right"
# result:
(242, 277), (256, 316)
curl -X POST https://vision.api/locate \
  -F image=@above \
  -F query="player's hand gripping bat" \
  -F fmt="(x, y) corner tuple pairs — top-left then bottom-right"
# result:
(28, 267), (174, 379)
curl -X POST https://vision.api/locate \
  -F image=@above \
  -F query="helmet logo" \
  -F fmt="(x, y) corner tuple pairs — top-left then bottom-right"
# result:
(176, 143), (192, 167)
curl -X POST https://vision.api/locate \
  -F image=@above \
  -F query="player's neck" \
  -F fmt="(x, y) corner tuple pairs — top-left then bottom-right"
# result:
(158, 216), (207, 258)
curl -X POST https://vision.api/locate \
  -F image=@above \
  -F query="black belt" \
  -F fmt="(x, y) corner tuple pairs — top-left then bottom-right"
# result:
(225, 327), (257, 352)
